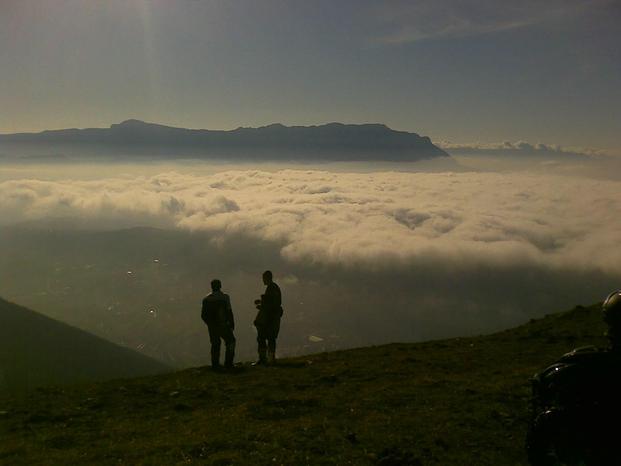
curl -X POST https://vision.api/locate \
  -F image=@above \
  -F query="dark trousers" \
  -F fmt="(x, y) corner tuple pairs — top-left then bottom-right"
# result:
(256, 318), (281, 360)
(207, 323), (236, 368)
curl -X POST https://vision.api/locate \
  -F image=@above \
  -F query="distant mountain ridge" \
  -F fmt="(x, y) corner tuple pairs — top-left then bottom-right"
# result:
(0, 297), (169, 393)
(0, 119), (449, 161)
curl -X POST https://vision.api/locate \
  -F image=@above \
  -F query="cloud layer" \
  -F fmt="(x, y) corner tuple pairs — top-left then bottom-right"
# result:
(2, 169), (620, 278)
(438, 140), (614, 158)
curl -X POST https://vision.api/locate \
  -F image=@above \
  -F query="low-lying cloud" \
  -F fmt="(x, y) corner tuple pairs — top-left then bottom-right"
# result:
(438, 140), (613, 158)
(2, 166), (621, 364)
(2, 169), (620, 277)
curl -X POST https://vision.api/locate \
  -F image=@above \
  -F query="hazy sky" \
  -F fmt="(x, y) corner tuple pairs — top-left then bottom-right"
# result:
(1, 0), (620, 151)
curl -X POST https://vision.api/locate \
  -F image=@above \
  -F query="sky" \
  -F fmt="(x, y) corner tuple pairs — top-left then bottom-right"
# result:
(1, 0), (620, 152)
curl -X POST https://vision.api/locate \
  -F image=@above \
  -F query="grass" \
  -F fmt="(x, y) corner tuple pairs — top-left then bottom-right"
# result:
(0, 303), (607, 465)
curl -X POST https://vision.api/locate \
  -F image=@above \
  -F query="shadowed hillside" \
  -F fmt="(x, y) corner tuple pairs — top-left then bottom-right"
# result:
(0, 298), (169, 393)
(0, 302), (608, 465)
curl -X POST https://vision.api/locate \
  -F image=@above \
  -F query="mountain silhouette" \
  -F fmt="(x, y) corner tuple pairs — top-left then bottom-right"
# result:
(0, 297), (169, 393)
(0, 120), (449, 161)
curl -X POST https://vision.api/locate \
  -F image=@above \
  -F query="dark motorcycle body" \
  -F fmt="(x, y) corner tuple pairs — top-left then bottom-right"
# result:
(527, 346), (621, 465)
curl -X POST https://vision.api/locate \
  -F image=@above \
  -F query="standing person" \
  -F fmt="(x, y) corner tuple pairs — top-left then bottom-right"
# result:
(253, 270), (283, 365)
(201, 279), (236, 370)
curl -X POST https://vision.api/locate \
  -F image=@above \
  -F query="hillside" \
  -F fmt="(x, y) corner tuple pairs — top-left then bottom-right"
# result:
(0, 120), (449, 161)
(0, 298), (169, 393)
(0, 303), (607, 465)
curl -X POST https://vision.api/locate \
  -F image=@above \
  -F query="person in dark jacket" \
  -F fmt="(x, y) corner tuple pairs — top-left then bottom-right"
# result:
(201, 279), (236, 369)
(253, 270), (283, 365)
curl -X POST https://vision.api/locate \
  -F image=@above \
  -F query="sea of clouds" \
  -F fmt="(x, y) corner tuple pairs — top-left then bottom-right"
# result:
(2, 168), (620, 278)
(1, 164), (621, 364)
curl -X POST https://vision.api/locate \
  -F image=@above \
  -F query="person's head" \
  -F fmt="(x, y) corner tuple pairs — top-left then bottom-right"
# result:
(604, 290), (621, 348)
(211, 279), (222, 292)
(262, 270), (273, 285)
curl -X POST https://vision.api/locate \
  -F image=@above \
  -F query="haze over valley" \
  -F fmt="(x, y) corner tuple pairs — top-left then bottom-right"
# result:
(1, 152), (620, 368)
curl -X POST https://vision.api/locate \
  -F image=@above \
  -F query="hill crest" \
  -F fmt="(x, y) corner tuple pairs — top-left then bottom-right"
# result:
(0, 302), (607, 464)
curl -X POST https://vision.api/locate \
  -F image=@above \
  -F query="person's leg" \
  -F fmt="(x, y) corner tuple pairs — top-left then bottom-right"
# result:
(256, 328), (268, 364)
(266, 318), (281, 364)
(267, 338), (276, 364)
(222, 327), (236, 368)
(207, 324), (221, 368)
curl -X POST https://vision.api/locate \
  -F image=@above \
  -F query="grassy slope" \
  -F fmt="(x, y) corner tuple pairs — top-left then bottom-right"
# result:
(0, 298), (169, 393)
(0, 303), (607, 465)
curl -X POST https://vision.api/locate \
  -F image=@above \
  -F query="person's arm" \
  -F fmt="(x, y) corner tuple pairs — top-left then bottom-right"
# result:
(201, 298), (209, 324)
(225, 295), (234, 330)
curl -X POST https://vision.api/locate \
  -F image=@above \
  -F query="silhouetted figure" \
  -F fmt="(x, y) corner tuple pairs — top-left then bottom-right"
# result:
(201, 279), (236, 370)
(253, 270), (283, 365)
(527, 291), (621, 465)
